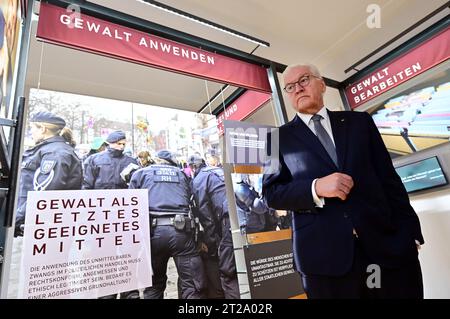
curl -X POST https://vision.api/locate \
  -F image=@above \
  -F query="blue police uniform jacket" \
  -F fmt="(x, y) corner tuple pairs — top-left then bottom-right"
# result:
(192, 166), (228, 253)
(82, 147), (138, 189)
(235, 181), (268, 233)
(129, 164), (192, 215)
(16, 135), (82, 225)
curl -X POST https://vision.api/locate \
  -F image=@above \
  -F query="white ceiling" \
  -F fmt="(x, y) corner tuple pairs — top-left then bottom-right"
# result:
(25, 0), (449, 117)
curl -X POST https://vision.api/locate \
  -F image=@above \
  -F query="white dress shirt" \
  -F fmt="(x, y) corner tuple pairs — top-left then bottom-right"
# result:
(297, 106), (334, 208)
(298, 107), (361, 237)
(295, 107), (421, 243)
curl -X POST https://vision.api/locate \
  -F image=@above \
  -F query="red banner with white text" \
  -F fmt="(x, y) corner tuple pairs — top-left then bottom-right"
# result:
(345, 27), (450, 109)
(37, 3), (271, 93)
(216, 90), (272, 135)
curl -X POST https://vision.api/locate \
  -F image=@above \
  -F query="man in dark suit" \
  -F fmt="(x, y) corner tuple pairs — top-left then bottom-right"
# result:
(262, 63), (424, 298)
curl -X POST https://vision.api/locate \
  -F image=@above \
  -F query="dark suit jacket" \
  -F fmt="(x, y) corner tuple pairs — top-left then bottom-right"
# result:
(262, 110), (424, 276)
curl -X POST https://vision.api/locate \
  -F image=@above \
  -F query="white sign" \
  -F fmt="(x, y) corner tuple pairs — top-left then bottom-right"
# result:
(18, 189), (152, 299)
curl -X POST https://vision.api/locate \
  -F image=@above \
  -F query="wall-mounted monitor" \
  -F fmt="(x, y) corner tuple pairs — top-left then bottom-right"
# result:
(395, 156), (448, 193)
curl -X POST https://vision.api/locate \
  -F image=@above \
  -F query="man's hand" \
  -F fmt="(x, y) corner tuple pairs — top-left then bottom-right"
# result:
(415, 240), (422, 251)
(315, 173), (354, 200)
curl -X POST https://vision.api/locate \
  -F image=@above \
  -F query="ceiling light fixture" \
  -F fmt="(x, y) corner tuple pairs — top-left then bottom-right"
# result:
(136, 0), (270, 48)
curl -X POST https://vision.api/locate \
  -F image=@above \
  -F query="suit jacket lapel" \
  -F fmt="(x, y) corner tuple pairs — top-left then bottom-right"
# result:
(328, 110), (347, 170)
(289, 115), (336, 169)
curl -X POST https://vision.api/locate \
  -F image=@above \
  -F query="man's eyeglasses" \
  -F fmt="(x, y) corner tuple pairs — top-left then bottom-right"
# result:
(283, 74), (321, 93)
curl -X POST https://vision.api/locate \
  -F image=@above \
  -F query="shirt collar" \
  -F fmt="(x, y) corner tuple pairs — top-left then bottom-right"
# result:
(297, 106), (328, 126)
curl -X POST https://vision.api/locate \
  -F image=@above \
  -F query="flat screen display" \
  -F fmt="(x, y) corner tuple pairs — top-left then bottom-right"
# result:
(395, 156), (448, 193)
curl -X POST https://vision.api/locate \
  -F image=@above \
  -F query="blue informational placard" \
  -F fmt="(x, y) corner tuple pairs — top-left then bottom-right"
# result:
(223, 120), (280, 174)
(243, 239), (304, 299)
(395, 156), (448, 193)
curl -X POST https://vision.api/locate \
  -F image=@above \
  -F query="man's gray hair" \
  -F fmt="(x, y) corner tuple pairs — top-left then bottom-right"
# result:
(282, 63), (322, 79)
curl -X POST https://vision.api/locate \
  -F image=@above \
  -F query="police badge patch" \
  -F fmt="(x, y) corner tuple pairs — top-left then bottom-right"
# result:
(40, 160), (56, 174)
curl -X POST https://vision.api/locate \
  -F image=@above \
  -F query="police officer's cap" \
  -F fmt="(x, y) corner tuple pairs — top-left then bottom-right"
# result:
(30, 111), (66, 128)
(106, 130), (126, 143)
(156, 149), (178, 166)
(188, 154), (203, 166)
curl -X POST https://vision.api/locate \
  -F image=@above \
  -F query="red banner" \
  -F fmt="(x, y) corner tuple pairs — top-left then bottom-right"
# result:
(37, 3), (271, 93)
(216, 90), (272, 135)
(345, 27), (450, 109)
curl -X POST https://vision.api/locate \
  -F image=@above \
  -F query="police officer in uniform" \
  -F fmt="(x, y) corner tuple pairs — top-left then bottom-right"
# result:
(83, 130), (139, 190)
(15, 111), (82, 236)
(187, 155), (223, 299)
(235, 174), (274, 234)
(83, 130), (140, 299)
(129, 150), (206, 299)
(189, 154), (240, 299)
